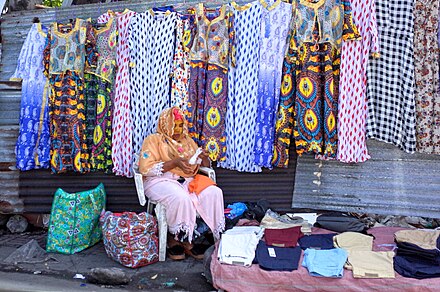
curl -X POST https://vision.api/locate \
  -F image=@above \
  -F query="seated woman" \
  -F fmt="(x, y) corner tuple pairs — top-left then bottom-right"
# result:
(139, 107), (225, 260)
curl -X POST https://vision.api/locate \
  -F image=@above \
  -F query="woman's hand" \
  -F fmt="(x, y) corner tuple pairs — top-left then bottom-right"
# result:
(162, 157), (193, 174)
(199, 149), (211, 167)
(174, 157), (194, 174)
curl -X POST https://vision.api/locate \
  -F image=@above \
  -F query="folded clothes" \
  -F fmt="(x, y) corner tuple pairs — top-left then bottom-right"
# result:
(394, 255), (440, 279)
(298, 233), (337, 250)
(256, 240), (302, 272)
(333, 232), (373, 251)
(302, 248), (347, 278)
(265, 226), (303, 247)
(394, 229), (440, 250)
(347, 251), (395, 278)
(396, 241), (440, 265)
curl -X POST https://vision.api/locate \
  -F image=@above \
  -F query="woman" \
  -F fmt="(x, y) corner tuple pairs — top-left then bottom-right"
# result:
(139, 107), (225, 259)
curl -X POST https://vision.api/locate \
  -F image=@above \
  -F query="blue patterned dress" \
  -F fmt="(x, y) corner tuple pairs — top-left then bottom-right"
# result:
(253, 0), (292, 168)
(218, 1), (263, 172)
(11, 23), (50, 171)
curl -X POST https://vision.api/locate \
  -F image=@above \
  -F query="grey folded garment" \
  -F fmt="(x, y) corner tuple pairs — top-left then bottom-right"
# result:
(260, 209), (311, 233)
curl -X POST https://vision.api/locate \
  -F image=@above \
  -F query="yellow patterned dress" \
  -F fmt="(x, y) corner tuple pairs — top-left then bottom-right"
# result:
(186, 3), (235, 162)
(43, 19), (96, 173)
(273, 0), (360, 162)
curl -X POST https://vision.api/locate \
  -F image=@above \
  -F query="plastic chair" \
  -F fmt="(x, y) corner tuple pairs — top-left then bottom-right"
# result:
(132, 154), (216, 261)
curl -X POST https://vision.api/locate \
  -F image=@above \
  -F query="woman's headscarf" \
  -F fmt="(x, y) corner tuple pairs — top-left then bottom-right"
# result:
(139, 107), (199, 177)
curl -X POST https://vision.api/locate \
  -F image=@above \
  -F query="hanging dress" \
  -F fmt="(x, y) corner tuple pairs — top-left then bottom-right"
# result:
(292, 0), (360, 159)
(253, 0), (292, 168)
(272, 17), (297, 168)
(336, 0), (380, 163)
(43, 19), (96, 174)
(218, 1), (263, 172)
(170, 14), (195, 108)
(11, 23), (50, 171)
(110, 9), (136, 177)
(186, 3), (235, 162)
(414, 0), (440, 154)
(129, 9), (178, 157)
(366, 0), (416, 153)
(84, 17), (118, 172)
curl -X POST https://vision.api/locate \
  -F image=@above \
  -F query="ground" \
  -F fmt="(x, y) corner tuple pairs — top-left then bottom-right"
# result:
(0, 230), (215, 291)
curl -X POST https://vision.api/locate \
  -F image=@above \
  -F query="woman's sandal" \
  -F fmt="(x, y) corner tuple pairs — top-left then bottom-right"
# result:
(167, 245), (186, 261)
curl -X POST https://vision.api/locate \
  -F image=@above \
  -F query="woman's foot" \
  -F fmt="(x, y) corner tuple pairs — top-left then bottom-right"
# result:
(167, 245), (185, 261)
(184, 243), (209, 260)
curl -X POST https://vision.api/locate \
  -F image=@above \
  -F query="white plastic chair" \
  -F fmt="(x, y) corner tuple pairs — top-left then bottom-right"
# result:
(132, 154), (216, 261)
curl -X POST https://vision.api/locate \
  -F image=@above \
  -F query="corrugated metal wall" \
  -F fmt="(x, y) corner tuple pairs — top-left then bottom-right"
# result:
(0, 0), (297, 214)
(293, 140), (440, 218)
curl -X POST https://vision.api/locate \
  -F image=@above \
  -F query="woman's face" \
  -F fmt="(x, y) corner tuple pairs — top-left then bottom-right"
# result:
(172, 120), (184, 140)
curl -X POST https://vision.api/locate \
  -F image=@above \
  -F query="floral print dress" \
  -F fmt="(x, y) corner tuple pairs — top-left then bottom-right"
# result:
(43, 19), (96, 174)
(187, 3), (235, 162)
(84, 17), (118, 172)
(290, 0), (360, 159)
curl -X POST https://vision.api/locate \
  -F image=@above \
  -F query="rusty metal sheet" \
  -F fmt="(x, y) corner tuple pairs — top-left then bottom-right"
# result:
(292, 140), (440, 218)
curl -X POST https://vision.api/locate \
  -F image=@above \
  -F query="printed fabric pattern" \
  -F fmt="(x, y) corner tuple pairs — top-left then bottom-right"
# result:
(46, 183), (106, 254)
(129, 10), (178, 158)
(100, 211), (159, 268)
(293, 0), (360, 159)
(366, 0), (416, 153)
(186, 4), (235, 161)
(111, 9), (136, 177)
(11, 23), (50, 171)
(414, 0), (440, 154)
(337, 0), (380, 163)
(254, 0), (292, 168)
(219, 1), (263, 172)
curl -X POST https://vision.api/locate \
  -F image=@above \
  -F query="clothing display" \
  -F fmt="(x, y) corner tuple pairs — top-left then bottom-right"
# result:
(336, 0), (380, 163)
(11, 23), (50, 171)
(219, 1), (263, 173)
(293, 0), (360, 159)
(394, 255), (440, 279)
(187, 3), (235, 162)
(13, 1), (440, 179)
(84, 17), (118, 172)
(43, 19), (95, 174)
(253, 0), (291, 168)
(413, 0), (440, 154)
(111, 9), (136, 178)
(129, 10), (178, 157)
(366, 0), (416, 153)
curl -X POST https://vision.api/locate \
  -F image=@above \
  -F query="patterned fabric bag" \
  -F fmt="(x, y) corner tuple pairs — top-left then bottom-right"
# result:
(46, 183), (106, 254)
(100, 211), (159, 268)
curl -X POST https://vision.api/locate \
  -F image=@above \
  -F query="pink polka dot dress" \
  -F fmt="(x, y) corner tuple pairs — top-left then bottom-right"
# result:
(337, 0), (380, 163)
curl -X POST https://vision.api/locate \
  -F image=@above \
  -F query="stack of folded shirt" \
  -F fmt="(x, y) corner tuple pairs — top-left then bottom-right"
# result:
(299, 233), (337, 250)
(260, 209), (311, 234)
(218, 226), (263, 267)
(255, 240), (302, 272)
(394, 229), (440, 279)
(265, 226), (303, 247)
(302, 248), (348, 277)
(334, 232), (395, 278)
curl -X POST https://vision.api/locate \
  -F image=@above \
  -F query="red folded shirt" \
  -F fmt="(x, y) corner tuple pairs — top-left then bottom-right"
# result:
(265, 226), (303, 247)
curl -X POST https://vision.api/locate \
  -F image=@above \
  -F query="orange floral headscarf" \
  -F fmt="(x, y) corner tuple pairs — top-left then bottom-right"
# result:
(139, 107), (199, 177)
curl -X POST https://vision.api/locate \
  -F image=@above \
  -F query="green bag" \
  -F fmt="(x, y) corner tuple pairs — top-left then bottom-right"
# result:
(46, 183), (106, 254)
